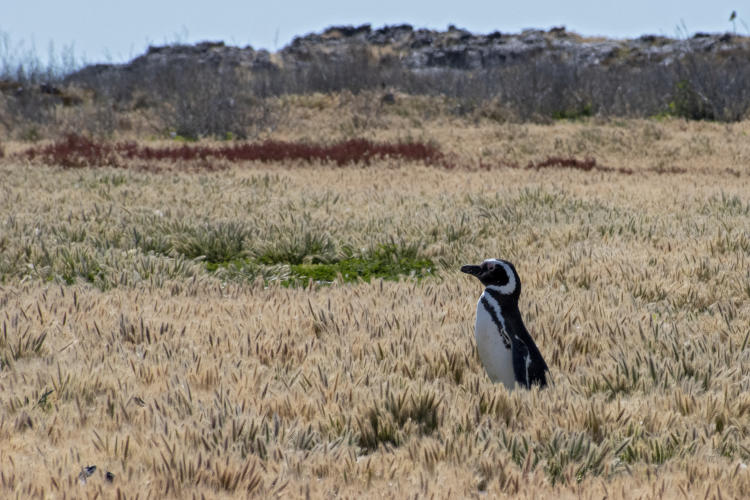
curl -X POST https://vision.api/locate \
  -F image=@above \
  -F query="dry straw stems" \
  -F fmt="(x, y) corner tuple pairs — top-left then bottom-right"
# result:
(1, 116), (750, 498)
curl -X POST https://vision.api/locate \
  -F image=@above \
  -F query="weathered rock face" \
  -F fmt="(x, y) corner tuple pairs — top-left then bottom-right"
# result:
(66, 41), (275, 86)
(64, 24), (750, 85)
(137, 41), (274, 71)
(281, 24), (750, 70)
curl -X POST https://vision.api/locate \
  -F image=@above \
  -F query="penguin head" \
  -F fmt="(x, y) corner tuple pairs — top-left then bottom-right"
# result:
(460, 259), (520, 296)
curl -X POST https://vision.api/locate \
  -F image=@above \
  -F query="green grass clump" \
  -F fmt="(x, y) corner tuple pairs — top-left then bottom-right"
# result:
(57, 247), (104, 286)
(170, 221), (251, 264)
(255, 231), (336, 265)
(552, 103), (593, 121)
(0, 326), (47, 369)
(357, 387), (442, 452)
(667, 80), (714, 121)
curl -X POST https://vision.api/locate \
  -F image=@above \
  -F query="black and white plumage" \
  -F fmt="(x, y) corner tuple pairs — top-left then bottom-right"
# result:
(461, 259), (548, 389)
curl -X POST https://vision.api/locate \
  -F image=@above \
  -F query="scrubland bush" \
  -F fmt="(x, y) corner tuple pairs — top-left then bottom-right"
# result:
(249, 47), (750, 122)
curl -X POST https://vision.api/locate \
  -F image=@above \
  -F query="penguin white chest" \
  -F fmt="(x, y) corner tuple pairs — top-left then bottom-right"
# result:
(474, 297), (516, 389)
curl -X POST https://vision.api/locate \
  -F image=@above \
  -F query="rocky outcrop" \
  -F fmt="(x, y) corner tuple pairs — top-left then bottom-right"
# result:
(63, 25), (750, 85)
(66, 41), (275, 87)
(282, 24), (749, 70)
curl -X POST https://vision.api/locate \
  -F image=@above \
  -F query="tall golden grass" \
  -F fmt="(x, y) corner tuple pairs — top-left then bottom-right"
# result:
(1, 115), (749, 498)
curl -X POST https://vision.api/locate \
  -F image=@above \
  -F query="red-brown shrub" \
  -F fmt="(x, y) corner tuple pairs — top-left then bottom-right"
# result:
(526, 156), (634, 175)
(15, 135), (690, 176)
(20, 134), (445, 168)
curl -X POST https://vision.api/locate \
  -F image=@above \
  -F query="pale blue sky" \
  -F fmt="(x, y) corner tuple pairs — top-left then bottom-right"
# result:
(1, 1), (745, 65)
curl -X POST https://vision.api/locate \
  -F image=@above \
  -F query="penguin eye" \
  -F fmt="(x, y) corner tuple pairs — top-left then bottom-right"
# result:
(494, 266), (509, 285)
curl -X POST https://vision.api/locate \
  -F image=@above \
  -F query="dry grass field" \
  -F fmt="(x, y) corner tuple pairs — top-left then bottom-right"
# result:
(1, 110), (750, 498)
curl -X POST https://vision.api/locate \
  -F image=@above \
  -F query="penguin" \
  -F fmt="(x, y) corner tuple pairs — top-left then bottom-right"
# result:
(460, 259), (548, 389)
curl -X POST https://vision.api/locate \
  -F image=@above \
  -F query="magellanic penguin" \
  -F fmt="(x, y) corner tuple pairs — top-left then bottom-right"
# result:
(461, 259), (548, 390)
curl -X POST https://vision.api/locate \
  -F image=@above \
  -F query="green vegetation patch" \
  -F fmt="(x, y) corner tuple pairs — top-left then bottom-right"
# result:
(288, 241), (435, 285)
(292, 253), (433, 284)
(552, 103), (593, 121)
(208, 242), (435, 286)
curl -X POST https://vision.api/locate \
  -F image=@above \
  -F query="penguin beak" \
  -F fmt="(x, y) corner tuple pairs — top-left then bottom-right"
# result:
(460, 264), (482, 277)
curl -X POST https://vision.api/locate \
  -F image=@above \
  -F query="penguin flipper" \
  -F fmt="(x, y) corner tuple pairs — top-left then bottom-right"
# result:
(511, 337), (547, 389)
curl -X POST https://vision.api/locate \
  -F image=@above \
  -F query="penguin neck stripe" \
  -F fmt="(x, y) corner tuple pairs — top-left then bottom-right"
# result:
(486, 280), (514, 296)
(480, 293), (507, 336)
